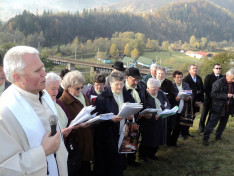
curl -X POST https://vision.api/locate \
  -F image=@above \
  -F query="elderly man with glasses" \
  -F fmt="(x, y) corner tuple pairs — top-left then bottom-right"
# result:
(199, 64), (223, 133)
(0, 46), (68, 176)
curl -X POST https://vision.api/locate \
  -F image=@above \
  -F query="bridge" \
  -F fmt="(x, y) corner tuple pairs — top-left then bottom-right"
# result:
(47, 56), (149, 75)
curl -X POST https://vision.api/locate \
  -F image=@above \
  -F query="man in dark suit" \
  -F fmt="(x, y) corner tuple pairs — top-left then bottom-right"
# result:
(0, 54), (11, 96)
(203, 68), (234, 146)
(183, 64), (204, 137)
(173, 70), (192, 144)
(199, 64), (223, 133)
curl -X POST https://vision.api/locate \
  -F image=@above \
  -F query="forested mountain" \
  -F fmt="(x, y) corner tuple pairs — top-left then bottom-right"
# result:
(102, 0), (234, 13)
(1, 0), (233, 47)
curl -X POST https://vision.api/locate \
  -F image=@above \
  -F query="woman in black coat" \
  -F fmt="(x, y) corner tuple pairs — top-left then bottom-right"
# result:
(93, 71), (135, 176)
(138, 78), (170, 162)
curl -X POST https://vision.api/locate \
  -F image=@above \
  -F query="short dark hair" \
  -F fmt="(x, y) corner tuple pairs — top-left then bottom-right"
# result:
(173, 70), (183, 78)
(93, 73), (106, 83)
(188, 64), (196, 71)
(60, 69), (70, 79)
(213, 63), (221, 68)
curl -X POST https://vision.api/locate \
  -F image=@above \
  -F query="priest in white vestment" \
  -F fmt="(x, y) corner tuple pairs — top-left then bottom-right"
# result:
(0, 46), (68, 176)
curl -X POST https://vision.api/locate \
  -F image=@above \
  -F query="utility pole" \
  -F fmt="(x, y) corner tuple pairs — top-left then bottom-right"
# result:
(75, 46), (77, 60)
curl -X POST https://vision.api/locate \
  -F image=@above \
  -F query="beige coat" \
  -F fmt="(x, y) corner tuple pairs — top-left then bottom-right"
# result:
(0, 86), (68, 176)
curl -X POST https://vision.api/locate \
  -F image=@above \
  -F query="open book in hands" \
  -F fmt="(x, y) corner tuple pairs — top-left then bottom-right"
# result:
(117, 103), (143, 119)
(69, 105), (96, 127)
(178, 90), (192, 99)
(84, 113), (114, 125)
(158, 106), (179, 118)
(139, 108), (161, 115)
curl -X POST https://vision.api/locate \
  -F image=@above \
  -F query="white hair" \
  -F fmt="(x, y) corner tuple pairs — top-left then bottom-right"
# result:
(147, 78), (161, 88)
(45, 72), (61, 88)
(63, 70), (85, 89)
(3, 46), (39, 83)
(150, 64), (158, 70)
(226, 68), (234, 76)
(157, 66), (166, 73)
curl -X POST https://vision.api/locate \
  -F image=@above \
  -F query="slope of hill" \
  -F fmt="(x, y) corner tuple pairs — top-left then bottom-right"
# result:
(2, 0), (233, 46)
(102, 0), (234, 14)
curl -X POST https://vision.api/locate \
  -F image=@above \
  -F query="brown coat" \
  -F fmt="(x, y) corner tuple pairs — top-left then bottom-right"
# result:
(59, 90), (94, 161)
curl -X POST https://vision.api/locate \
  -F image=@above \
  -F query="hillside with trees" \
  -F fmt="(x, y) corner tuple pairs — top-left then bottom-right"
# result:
(0, 0), (233, 49)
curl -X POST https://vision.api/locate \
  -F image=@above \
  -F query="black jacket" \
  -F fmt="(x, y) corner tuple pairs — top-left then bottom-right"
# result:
(183, 74), (204, 113)
(204, 72), (223, 104)
(160, 78), (176, 107)
(126, 81), (148, 110)
(56, 85), (64, 99)
(139, 89), (170, 146)
(93, 87), (135, 153)
(210, 76), (234, 116)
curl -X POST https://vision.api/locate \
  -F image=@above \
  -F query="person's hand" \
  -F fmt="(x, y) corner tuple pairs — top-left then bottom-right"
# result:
(78, 123), (90, 128)
(155, 115), (160, 120)
(61, 127), (73, 137)
(137, 114), (143, 120)
(228, 93), (233, 98)
(127, 115), (134, 121)
(111, 115), (123, 122)
(144, 114), (152, 119)
(194, 101), (202, 107)
(176, 96), (181, 101)
(41, 132), (61, 156)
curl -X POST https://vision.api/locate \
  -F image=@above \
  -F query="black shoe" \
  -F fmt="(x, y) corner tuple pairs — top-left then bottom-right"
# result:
(199, 128), (204, 133)
(139, 157), (148, 163)
(149, 155), (158, 161)
(215, 135), (221, 141)
(203, 139), (209, 146)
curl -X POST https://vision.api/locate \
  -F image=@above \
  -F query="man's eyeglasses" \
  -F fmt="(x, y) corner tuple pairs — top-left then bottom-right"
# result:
(215, 68), (222, 70)
(74, 86), (83, 91)
(113, 83), (124, 87)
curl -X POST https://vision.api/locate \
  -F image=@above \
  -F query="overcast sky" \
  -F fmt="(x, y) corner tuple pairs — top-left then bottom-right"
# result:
(0, 0), (108, 22)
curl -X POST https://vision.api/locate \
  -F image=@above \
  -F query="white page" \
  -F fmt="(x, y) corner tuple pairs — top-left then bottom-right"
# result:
(69, 105), (96, 127)
(84, 113), (114, 125)
(117, 103), (143, 119)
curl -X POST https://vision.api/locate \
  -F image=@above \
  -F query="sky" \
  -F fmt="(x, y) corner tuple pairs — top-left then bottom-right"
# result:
(0, 0), (108, 22)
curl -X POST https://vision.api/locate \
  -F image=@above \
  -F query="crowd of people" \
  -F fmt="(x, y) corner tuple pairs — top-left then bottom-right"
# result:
(0, 46), (233, 176)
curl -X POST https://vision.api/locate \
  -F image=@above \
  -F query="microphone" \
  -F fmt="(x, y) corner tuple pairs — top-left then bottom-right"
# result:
(49, 115), (58, 136)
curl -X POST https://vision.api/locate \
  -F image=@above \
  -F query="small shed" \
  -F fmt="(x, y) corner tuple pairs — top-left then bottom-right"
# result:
(122, 57), (137, 68)
(137, 56), (155, 68)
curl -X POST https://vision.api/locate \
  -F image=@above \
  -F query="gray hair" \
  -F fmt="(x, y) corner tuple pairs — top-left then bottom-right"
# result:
(45, 72), (62, 88)
(109, 71), (125, 83)
(150, 64), (158, 70)
(147, 78), (161, 88)
(4, 46), (39, 83)
(157, 66), (166, 73)
(63, 70), (85, 89)
(226, 68), (234, 76)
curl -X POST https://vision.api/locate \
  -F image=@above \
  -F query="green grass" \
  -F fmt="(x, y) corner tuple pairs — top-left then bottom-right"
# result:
(142, 50), (202, 69)
(124, 115), (234, 176)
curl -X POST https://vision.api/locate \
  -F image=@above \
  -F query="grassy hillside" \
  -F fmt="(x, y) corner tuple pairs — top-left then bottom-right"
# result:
(125, 114), (234, 176)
